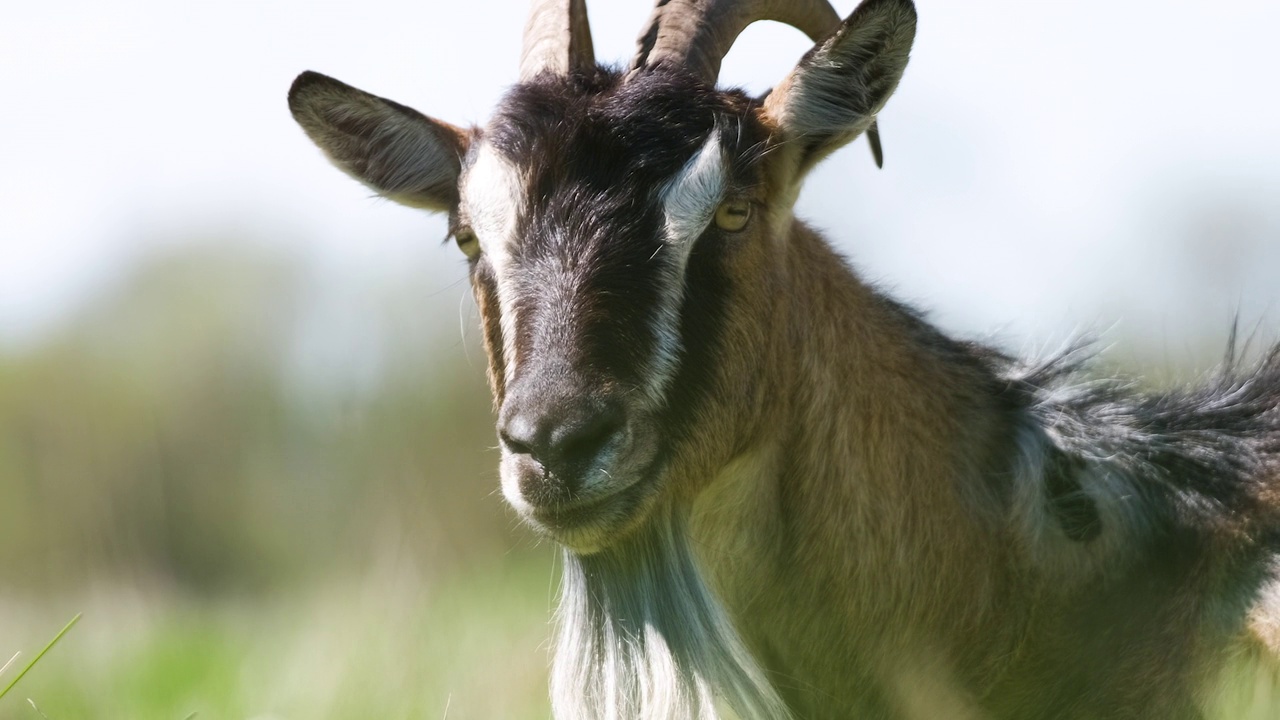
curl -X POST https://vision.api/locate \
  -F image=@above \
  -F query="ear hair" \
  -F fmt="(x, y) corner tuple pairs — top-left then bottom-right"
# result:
(764, 0), (916, 171)
(288, 71), (469, 211)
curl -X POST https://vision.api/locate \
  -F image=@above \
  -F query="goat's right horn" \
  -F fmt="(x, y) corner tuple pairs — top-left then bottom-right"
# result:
(630, 0), (840, 83)
(519, 0), (596, 82)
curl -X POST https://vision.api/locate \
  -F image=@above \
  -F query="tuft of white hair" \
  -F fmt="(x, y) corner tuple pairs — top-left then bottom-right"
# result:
(550, 505), (793, 720)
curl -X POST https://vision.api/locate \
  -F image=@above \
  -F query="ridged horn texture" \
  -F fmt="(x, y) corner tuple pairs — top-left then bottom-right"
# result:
(631, 0), (841, 82)
(519, 0), (596, 81)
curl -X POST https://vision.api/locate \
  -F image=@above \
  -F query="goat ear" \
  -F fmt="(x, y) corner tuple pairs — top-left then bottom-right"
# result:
(764, 0), (916, 170)
(288, 71), (469, 211)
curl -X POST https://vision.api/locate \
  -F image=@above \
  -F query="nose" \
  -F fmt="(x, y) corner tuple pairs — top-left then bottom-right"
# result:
(499, 396), (625, 494)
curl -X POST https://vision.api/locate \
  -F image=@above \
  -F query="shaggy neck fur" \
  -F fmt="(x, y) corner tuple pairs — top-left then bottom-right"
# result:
(551, 505), (793, 720)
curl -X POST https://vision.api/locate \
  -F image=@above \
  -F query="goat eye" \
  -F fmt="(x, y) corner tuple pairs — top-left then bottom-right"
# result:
(454, 227), (481, 260)
(714, 198), (751, 232)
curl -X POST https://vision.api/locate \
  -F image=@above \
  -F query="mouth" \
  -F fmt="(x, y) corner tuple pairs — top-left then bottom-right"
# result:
(507, 458), (664, 554)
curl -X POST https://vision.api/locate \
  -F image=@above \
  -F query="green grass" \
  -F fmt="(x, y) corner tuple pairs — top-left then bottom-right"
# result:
(0, 559), (555, 720)
(0, 614), (81, 702)
(5, 556), (1280, 719)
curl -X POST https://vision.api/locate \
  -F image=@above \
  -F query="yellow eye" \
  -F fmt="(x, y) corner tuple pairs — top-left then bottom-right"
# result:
(455, 227), (481, 260)
(714, 198), (751, 232)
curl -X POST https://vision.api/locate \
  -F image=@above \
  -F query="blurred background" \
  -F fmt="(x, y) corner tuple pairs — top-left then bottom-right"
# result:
(2, 1), (1278, 717)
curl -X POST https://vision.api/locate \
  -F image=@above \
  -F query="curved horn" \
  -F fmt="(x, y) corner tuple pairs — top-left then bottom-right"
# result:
(519, 0), (596, 81)
(631, 0), (840, 82)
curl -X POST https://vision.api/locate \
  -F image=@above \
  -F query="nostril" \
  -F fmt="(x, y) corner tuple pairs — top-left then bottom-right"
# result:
(554, 409), (624, 469)
(499, 411), (540, 458)
(498, 398), (626, 488)
(500, 428), (535, 457)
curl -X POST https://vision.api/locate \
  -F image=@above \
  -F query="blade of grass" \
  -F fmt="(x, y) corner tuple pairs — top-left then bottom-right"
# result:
(0, 613), (82, 700)
(0, 653), (19, 680)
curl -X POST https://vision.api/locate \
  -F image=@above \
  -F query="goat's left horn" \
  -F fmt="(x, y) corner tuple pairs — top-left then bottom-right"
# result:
(630, 0), (840, 83)
(519, 0), (595, 81)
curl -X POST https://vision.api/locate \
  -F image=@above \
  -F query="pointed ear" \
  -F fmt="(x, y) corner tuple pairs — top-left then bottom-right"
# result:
(764, 0), (916, 171)
(288, 71), (470, 211)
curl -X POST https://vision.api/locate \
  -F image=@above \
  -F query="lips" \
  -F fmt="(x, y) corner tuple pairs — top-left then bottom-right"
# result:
(516, 456), (665, 552)
(528, 479), (639, 529)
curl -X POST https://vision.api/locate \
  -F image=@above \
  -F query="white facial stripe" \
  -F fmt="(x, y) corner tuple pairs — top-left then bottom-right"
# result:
(643, 132), (727, 406)
(463, 144), (526, 380)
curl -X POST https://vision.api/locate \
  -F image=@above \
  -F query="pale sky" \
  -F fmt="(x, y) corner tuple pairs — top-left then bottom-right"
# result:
(3, 0), (1279, 365)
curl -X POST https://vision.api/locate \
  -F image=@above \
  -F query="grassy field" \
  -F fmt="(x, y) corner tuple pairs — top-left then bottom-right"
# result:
(1, 556), (555, 720)
(0, 247), (557, 718)
(4, 245), (1276, 719)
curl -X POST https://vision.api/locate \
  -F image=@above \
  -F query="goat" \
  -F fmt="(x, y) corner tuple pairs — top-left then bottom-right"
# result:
(287, 0), (1280, 717)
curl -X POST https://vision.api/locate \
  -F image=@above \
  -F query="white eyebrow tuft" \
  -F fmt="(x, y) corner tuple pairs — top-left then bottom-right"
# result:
(660, 131), (727, 245)
(463, 144), (525, 253)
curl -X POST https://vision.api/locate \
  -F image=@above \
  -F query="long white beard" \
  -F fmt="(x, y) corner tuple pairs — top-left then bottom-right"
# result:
(550, 506), (793, 720)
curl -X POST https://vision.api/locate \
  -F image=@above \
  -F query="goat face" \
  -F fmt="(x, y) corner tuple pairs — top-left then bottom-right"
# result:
(288, 0), (917, 553)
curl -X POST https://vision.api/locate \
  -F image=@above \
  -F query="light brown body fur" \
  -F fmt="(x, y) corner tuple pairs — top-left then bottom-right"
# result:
(687, 219), (1280, 717)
